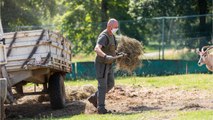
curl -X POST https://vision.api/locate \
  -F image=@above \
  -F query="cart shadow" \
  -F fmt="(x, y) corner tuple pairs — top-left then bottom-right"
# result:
(129, 105), (161, 112)
(5, 100), (86, 120)
(112, 105), (161, 115)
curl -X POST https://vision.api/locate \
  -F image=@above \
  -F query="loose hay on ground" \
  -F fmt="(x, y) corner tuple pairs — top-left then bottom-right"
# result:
(116, 35), (144, 73)
(66, 85), (96, 101)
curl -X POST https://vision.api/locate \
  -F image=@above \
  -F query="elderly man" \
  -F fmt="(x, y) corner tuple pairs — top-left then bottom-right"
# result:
(88, 18), (119, 114)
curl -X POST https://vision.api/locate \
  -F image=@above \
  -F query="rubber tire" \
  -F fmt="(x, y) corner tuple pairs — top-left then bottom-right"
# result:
(48, 73), (66, 109)
(0, 98), (5, 120)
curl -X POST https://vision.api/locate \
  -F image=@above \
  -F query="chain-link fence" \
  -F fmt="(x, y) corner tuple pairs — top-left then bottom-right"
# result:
(3, 14), (213, 60)
(119, 14), (213, 60)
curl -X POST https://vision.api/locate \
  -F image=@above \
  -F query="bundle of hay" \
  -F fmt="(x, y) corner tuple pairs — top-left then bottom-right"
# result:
(116, 35), (144, 73)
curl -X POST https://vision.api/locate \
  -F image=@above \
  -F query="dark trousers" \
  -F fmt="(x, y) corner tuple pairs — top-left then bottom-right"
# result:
(90, 61), (115, 108)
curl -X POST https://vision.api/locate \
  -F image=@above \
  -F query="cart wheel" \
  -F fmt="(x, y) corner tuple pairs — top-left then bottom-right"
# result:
(48, 73), (66, 109)
(0, 98), (5, 120)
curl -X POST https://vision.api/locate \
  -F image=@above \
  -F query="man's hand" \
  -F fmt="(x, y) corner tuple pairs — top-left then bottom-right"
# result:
(104, 55), (115, 61)
(116, 52), (127, 57)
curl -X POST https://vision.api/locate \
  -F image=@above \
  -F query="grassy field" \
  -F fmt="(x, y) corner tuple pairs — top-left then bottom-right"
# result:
(66, 74), (213, 90)
(72, 48), (197, 62)
(72, 53), (95, 62)
(58, 74), (213, 120)
(51, 110), (213, 120)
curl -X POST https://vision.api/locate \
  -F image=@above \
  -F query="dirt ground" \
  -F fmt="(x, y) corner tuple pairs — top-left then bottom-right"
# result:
(5, 84), (213, 120)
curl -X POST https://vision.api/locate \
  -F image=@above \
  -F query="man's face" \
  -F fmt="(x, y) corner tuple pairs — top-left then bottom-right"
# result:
(107, 19), (119, 35)
(111, 22), (119, 35)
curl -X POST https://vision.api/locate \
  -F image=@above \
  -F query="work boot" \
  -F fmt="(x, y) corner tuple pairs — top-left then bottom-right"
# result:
(88, 96), (97, 108)
(98, 107), (112, 114)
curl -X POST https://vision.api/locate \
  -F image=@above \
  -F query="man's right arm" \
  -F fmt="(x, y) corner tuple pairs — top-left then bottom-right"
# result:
(94, 44), (106, 57)
(94, 44), (115, 60)
(95, 34), (115, 60)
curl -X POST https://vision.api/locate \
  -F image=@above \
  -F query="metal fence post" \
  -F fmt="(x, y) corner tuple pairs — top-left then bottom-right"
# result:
(161, 18), (165, 60)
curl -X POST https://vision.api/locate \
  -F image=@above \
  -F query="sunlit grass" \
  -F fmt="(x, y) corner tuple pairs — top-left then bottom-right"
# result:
(72, 53), (95, 62)
(72, 48), (197, 62)
(60, 114), (142, 120)
(65, 74), (213, 90)
(40, 110), (213, 120)
(175, 110), (213, 120)
(144, 49), (197, 60)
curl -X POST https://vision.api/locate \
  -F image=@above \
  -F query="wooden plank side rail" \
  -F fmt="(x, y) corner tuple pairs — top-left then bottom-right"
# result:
(21, 30), (45, 68)
(3, 29), (72, 73)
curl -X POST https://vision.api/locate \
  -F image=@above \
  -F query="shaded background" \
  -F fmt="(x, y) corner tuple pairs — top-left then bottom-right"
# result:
(0, 0), (212, 79)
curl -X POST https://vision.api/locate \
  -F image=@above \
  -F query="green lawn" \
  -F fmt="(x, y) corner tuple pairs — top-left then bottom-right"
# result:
(72, 53), (95, 62)
(46, 110), (213, 120)
(175, 110), (213, 120)
(72, 48), (196, 62)
(66, 74), (213, 90)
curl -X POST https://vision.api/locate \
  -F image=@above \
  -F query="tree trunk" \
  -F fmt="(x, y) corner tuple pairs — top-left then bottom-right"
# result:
(198, 0), (208, 50)
(101, 0), (108, 30)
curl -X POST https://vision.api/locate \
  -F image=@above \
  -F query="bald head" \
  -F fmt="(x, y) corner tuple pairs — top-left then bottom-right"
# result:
(107, 18), (119, 35)
(107, 19), (118, 27)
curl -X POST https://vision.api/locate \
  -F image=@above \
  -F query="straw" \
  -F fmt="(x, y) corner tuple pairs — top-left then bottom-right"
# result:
(116, 35), (144, 73)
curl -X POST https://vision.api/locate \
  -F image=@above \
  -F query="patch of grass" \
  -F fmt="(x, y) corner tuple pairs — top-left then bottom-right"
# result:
(47, 111), (169, 120)
(180, 52), (197, 60)
(72, 48), (196, 62)
(144, 46), (159, 53)
(175, 110), (213, 120)
(41, 110), (213, 120)
(143, 48), (197, 60)
(72, 53), (95, 62)
(65, 79), (97, 87)
(60, 114), (143, 120)
(124, 74), (213, 90)
(65, 74), (213, 90)
(131, 74), (213, 90)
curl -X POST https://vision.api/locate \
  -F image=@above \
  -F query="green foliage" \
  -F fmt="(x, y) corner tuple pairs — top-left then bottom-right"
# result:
(55, 0), (102, 54)
(1, 0), (212, 55)
(56, 0), (134, 55)
(128, 0), (198, 19)
(180, 52), (198, 60)
(127, 0), (212, 50)
(107, 0), (144, 42)
(1, 0), (56, 32)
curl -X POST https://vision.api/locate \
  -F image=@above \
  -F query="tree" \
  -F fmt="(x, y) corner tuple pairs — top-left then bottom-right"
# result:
(127, 0), (212, 49)
(101, 0), (108, 30)
(1, 0), (56, 32)
(56, 0), (102, 54)
(107, 0), (143, 43)
(57, 0), (137, 55)
(51, 0), (212, 54)
(197, 0), (210, 49)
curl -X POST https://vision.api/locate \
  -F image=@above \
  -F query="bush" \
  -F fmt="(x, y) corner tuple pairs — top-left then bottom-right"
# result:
(180, 52), (198, 60)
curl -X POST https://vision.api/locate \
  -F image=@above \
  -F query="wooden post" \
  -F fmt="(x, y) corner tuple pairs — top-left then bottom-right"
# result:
(0, 78), (7, 120)
(0, 98), (5, 120)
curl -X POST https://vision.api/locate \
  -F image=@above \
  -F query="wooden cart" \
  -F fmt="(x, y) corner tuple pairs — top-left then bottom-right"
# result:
(0, 29), (72, 120)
